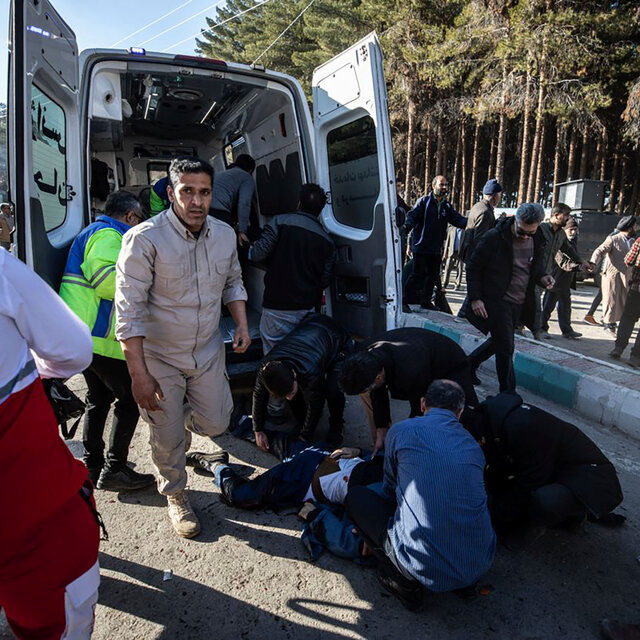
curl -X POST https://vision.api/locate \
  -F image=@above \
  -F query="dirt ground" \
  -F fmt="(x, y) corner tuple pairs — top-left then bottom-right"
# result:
(3, 372), (638, 640)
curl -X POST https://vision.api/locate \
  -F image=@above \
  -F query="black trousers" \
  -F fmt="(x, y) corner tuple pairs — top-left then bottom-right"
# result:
(345, 485), (420, 589)
(82, 354), (140, 472)
(587, 273), (603, 316)
(469, 301), (522, 392)
(542, 287), (572, 335)
(530, 484), (586, 528)
(615, 289), (640, 358)
(404, 253), (442, 306)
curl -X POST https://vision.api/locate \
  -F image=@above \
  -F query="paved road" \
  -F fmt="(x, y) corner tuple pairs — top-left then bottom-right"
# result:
(3, 372), (638, 640)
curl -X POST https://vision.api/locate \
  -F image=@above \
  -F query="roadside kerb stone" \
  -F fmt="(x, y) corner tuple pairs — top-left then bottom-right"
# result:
(400, 310), (640, 441)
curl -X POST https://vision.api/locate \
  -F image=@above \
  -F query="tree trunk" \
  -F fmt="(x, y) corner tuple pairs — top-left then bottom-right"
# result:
(609, 139), (621, 212)
(424, 122), (433, 194)
(629, 156), (640, 216)
(495, 62), (508, 185)
(469, 121), (481, 209)
(579, 130), (590, 178)
(435, 118), (444, 176)
(617, 155), (629, 214)
(518, 72), (533, 205)
(552, 121), (563, 206)
(487, 125), (496, 180)
(403, 93), (416, 203)
(451, 126), (461, 209)
(598, 130), (608, 181)
(566, 127), (578, 181)
(533, 119), (546, 203)
(526, 69), (546, 202)
(460, 121), (468, 213)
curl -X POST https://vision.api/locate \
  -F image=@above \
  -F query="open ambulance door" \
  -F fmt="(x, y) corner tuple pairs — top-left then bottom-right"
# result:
(8, 0), (83, 288)
(312, 32), (402, 338)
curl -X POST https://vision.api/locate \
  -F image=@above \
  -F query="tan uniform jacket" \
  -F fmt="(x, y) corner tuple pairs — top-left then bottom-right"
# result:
(115, 207), (247, 370)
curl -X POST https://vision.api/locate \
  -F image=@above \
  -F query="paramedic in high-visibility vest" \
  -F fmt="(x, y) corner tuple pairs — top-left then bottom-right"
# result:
(60, 191), (155, 492)
(115, 157), (250, 539)
(0, 248), (101, 640)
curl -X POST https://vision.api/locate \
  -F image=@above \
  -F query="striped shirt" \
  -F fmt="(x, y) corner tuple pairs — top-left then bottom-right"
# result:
(383, 409), (496, 592)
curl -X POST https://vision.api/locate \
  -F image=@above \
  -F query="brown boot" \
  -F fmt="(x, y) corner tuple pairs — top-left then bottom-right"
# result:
(167, 491), (200, 538)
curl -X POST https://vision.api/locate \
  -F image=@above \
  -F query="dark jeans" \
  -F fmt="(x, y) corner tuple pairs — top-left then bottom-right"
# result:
(345, 485), (420, 589)
(404, 253), (442, 306)
(530, 483), (586, 528)
(615, 289), (640, 357)
(217, 463), (288, 509)
(587, 273), (602, 316)
(469, 300), (521, 392)
(542, 287), (573, 334)
(82, 354), (140, 472)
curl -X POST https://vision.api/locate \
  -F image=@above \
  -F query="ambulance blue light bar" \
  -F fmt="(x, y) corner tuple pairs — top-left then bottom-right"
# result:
(128, 47), (146, 55)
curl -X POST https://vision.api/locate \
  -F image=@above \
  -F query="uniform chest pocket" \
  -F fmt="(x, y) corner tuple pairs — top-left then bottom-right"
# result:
(154, 262), (186, 294)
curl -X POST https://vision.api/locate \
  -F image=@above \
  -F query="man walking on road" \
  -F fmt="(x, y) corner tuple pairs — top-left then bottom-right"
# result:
(403, 175), (467, 309)
(60, 191), (155, 491)
(459, 178), (502, 263)
(115, 157), (250, 539)
(463, 203), (554, 391)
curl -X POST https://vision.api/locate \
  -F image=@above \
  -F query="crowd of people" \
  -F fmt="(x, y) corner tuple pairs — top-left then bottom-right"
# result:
(0, 155), (634, 638)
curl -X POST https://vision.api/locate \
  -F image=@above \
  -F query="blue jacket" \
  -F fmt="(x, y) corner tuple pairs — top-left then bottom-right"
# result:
(405, 193), (466, 255)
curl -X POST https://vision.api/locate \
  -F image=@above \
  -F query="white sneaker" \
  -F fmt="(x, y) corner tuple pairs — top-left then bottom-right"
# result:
(167, 491), (201, 538)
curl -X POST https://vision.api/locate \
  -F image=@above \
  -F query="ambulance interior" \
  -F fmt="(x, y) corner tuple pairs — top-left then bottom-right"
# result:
(87, 64), (307, 376)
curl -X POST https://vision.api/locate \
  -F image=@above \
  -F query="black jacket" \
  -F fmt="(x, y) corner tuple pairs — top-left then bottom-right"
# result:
(405, 193), (467, 255)
(464, 215), (547, 331)
(252, 314), (352, 437)
(249, 211), (336, 311)
(363, 327), (474, 429)
(472, 392), (623, 518)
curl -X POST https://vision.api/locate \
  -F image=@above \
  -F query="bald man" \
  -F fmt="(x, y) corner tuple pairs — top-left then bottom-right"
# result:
(403, 176), (467, 310)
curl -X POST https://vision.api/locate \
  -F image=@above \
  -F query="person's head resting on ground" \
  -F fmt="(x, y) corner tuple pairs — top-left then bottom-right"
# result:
(167, 157), (214, 233)
(421, 379), (466, 420)
(298, 183), (327, 217)
(616, 214), (637, 236)
(514, 202), (545, 238)
(564, 215), (578, 240)
(105, 190), (145, 227)
(338, 351), (385, 396)
(261, 361), (299, 401)
(482, 178), (503, 208)
(431, 175), (449, 199)
(0, 202), (12, 215)
(549, 202), (572, 230)
(231, 154), (256, 175)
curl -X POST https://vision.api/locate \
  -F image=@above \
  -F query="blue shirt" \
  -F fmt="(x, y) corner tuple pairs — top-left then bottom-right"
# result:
(383, 409), (496, 592)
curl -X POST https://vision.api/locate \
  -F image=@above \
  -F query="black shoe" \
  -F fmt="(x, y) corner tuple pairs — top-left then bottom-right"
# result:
(186, 450), (230, 474)
(587, 511), (627, 527)
(562, 330), (582, 339)
(87, 466), (102, 487)
(376, 565), (425, 612)
(97, 465), (156, 491)
(471, 370), (481, 386)
(325, 431), (344, 449)
(609, 348), (622, 360)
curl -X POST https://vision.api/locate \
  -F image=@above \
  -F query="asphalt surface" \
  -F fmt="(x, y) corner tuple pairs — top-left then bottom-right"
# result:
(2, 371), (638, 640)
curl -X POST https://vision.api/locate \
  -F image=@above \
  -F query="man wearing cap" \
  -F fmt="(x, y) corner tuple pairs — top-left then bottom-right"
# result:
(590, 216), (637, 336)
(540, 216), (583, 339)
(459, 179), (502, 264)
(463, 203), (554, 391)
(0, 203), (14, 250)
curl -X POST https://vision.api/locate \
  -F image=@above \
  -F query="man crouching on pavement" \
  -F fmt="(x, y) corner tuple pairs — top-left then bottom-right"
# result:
(344, 380), (496, 611)
(115, 157), (250, 538)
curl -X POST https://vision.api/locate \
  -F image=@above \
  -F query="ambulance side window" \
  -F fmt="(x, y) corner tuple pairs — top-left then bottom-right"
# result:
(31, 84), (68, 232)
(326, 115), (379, 232)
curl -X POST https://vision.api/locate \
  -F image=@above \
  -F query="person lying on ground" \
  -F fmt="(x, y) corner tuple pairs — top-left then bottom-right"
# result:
(344, 380), (496, 611)
(186, 432), (383, 513)
(338, 327), (479, 454)
(461, 391), (624, 551)
(252, 313), (354, 450)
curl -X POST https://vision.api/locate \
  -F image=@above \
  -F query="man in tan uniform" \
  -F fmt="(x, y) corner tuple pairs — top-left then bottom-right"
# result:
(115, 157), (250, 538)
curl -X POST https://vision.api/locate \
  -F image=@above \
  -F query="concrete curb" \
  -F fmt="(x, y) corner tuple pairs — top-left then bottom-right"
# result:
(401, 312), (640, 441)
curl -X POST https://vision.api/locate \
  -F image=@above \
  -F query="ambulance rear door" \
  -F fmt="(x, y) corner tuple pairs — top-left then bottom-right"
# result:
(8, 0), (83, 287)
(312, 32), (402, 338)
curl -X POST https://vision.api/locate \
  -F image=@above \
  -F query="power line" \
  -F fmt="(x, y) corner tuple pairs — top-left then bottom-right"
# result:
(162, 0), (271, 52)
(252, 0), (316, 65)
(139, 0), (225, 47)
(110, 0), (196, 47)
